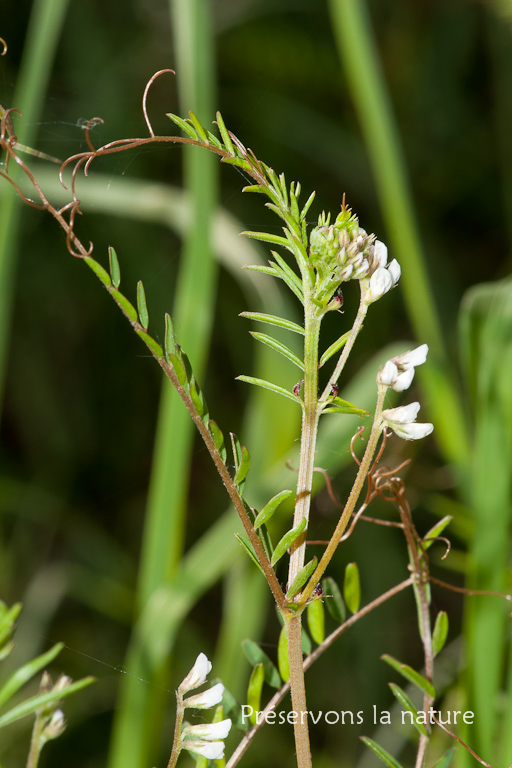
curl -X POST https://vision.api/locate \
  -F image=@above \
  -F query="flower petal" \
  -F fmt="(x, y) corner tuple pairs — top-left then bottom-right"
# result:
(388, 259), (401, 285)
(183, 740), (225, 760)
(183, 718), (232, 741)
(382, 402), (421, 424)
(391, 421), (434, 441)
(393, 344), (428, 370)
(179, 653), (212, 692)
(392, 367), (415, 392)
(373, 240), (388, 269)
(378, 360), (398, 387)
(184, 683), (225, 710)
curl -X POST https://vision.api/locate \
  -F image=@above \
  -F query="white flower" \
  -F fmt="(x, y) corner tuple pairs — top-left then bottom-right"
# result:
(382, 402), (433, 441)
(179, 653), (212, 693)
(183, 740), (226, 760)
(377, 344), (429, 392)
(373, 240), (388, 269)
(184, 682), (224, 710)
(44, 709), (66, 739)
(183, 718), (232, 741)
(364, 257), (400, 304)
(392, 343), (428, 370)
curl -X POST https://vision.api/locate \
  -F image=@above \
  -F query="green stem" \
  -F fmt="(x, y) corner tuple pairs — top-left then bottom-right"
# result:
(167, 691), (185, 768)
(288, 296), (321, 587)
(299, 385), (386, 607)
(320, 292), (368, 401)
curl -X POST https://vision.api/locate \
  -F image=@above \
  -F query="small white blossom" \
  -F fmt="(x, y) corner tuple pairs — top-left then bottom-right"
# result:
(364, 257), (400, 304)
(378, 344), (429, 392)
(392, 343), (428, 370)
(44, 709), (66, 739)
(183, 740), (226, 760)
(373, 240), (388, 270)
(179, 653), (212, 693)
(183, 718), (232, 741)
(382, 402), (433, 441)
(184, 683), (225, 710)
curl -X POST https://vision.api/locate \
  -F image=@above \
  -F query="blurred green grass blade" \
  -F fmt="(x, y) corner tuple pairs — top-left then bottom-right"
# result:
(0, 0), (69, 409)
(107, 0), (218, 765)
(459, 278), (512, 761)
(327, 0), (471, 472)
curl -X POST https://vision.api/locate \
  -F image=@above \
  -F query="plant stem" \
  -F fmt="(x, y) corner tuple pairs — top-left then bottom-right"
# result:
(299, 386), (386, 607)
(286, 614), (313, 768)
(320, 294), (367, 401)
(288, 298), (321, 587)
(167, 691), (185, 768)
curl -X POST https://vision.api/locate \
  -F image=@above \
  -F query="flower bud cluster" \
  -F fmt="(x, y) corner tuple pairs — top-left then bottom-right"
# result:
(178, 653), (231, 761)
(308, 206), (400, 310)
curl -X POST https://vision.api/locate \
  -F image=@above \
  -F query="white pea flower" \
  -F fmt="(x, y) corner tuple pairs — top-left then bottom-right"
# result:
(183, 718), (232, 741)
(44, 709), (66, 740)
(382, 402), (434, 441)
(184, 682), (224, 710)
(183, 740), (226, 760)
(364, 258), (401, 304)
(179, 653), (212, 693)
(371, 240), (388, 270)
(377, 344), (429, 392)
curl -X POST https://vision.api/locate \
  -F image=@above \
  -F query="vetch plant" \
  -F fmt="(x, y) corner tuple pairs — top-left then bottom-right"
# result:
(1, 58), (509, 768)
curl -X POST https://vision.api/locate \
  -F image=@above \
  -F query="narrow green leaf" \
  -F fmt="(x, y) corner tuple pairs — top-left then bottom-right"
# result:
(84, 256), (112, 287)
(236, 376), (302, 406)
(388, 683), (428, 737)
(246, 664), (264, 724)
(271, 519), (307, 566)
(0, 677), (95, 729)
(319, 331), (351, 368)
(195, 756), (208, 768)
(277, 626), (289, 682)
(300, 191), (316, 221)
(250, 332), (304, 371)
(222, 156), (252, 171)
(360, 737), (405, 768)
(343, 562), (361, 613)
(422, 516), (453, 550)
(243, 264), (280, 278)
(136, 331), (163, 358)
(322, 577), (346, 624)
(189, 378), (207, 419)
(254, 489), (293, 529)
(0, 603), (22, 649)
(109, 289), (138, 323)
(271, 251), (304, 297)
(239, 312), (304, 335)
(189, 111), (208, 142)
(167, 352), (187, 386)
(432, 611), (449, 657)
(234, 534), (264, 575)
(289, 184), (300, 223)
(286, 558), (318, 599)
(205, 130), (222, 150)
(166, 112), (198, 140)
(432, 747), (456, 768)
(108, 245), (121, 288)
(381, 655), (436, 698)
(323, 398), (369, 417)
(241, 231), (291, 249)
(164, 313), (176, 356)
(241, 640), (281, 689)
(0, 643), (63, 709)
(208, 420), (225, 455)
(234, 446), (250, 485)
(215, 111), (235, 155)
(136, 281), (149, 330)
(307, 600), (325, 645)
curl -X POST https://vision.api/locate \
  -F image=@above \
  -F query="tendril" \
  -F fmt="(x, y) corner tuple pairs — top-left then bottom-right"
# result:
(142, 68), (175, 137)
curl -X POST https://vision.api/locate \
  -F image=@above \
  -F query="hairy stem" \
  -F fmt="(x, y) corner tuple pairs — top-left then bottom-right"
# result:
(286, 614), (313, 768)
(289, 302), (321, 586)
(299, 386), (386, 607)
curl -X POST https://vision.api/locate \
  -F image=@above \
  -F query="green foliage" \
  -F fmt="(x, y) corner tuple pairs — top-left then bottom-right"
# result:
(381, 655), (436, 699)
(241, 640), (281, 689)
(343, 562), (361, 614)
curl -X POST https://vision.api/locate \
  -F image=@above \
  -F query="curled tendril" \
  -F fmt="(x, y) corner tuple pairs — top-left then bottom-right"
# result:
(422, 535), (451, 559)
(0, 37), (7, 56)
(142, 68), (175, 137)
